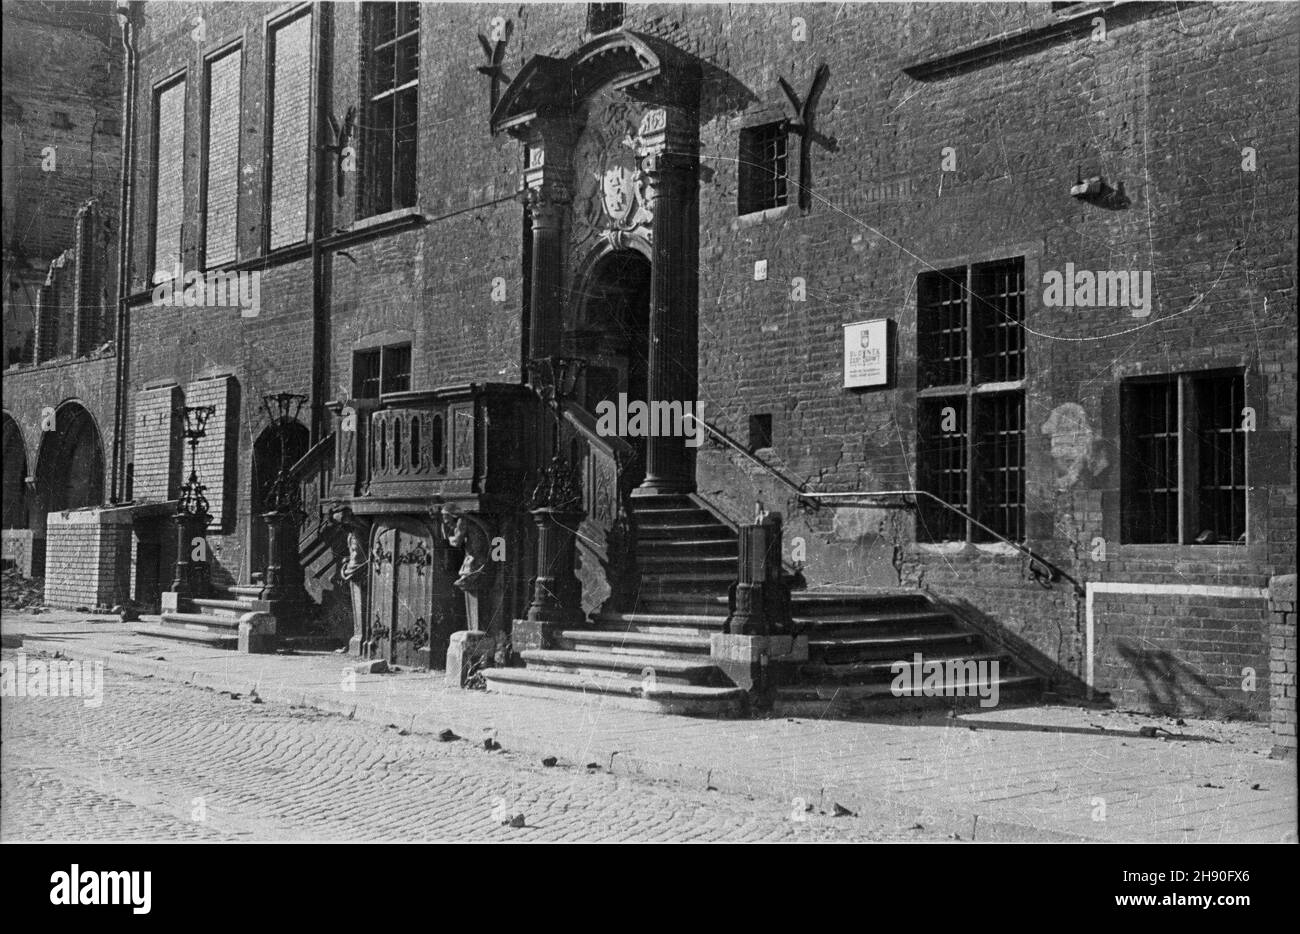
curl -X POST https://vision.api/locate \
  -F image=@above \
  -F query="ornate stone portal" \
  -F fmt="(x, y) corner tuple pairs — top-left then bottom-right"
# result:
(490, 30), (705, 656)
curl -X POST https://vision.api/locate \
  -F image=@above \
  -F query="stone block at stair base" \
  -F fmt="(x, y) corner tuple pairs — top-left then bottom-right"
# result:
(238, 612), (277, 654)
(510, 618), (574, 656)
(710, 633), (809, 696)
(160, 591), (181, 614)
(446, 630), (494, 687)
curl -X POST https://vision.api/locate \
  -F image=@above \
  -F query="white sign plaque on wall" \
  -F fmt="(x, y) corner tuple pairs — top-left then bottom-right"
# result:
(843, 318), (891, 389)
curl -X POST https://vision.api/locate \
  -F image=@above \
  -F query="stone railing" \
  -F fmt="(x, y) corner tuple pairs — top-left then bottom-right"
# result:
(559, 401), (637, 612)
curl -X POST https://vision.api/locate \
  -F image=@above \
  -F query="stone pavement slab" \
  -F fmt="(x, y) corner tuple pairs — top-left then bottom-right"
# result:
(3, 609), (1295, 842)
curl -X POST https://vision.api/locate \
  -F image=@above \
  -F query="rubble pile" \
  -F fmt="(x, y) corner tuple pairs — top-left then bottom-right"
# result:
(1, 569), (45, 610)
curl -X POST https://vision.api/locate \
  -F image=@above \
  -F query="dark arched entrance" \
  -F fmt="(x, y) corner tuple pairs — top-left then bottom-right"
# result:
(32, 402), (105, 576)
(249, 419), (310, 580)
(2, 413), (29, 530)
(577, 248), (651, 484)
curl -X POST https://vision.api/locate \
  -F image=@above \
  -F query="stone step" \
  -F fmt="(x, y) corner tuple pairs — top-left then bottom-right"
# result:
(191, 597), (260, 617)
(594, 610), (726, 631)
(792, 589), (933, 611)
(520, 649), (723, 685)
(774, 674), (1044, 717)
(634, 593), (731, 617)
(636, 523), (735, 540)
(160, 611), (241, 630)
(482, 667), (746, 717)
(218, 584), (265, 599)
(792, 609), (955, 629)
(133, 623), (238, 648)
(809, 629), (977, 650)
(798, 651), (1014, 684)
(638, 553), (737, 570)
(639, 570), (734, 587)
(636, 538), (738, 555)
(562, 628), (713, 654)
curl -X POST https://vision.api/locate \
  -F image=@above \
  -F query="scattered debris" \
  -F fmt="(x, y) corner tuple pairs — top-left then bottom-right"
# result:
(1, 570), (44, 610)
(483, 737), (501, 751)
(1176, 718), (1187, 726)
(221, 691), (242, 700)
(910, 823), (925, 830)
(1202, 782), (1224, 789)
(1251, 783), (1262, 790)
(505, 813), (526, 828)
(832, 802), (856, 817)
(437, 728), (458, 742)
(396, 728), (410, 736)
(541, 756), (558, 767)
(356, 659), (388, 674)
(585, 762), (600, 770)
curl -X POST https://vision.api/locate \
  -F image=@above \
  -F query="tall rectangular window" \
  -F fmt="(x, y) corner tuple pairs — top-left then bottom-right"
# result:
(203, 46), (242, 267)
(1122, 371), (1247, 544)
(352, 343), (412, 399)
(268, 10), (313, 250)
(737, 122), (788, 214)
(152, 77), (186, 282)
(360, 2), (419, 218)
(916, 258), (1027, 543)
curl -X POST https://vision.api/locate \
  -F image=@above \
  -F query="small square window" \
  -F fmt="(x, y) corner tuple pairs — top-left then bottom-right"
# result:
(50, 111), (73, 129)
(587, 3), (625, 34)
(748, 414), (773, 452)
(352, 343), (412, 400)
(738, 122), (788, 215)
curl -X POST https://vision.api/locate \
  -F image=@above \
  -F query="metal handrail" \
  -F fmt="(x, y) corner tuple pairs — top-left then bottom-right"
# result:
(689, 414), (1083, 595)
(687, 414), (818, 507)
(802, 491), (1084, 596)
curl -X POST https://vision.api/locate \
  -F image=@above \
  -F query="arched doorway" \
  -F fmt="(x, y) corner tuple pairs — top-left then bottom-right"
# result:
(576, 248), (651, 485)
(32, 402), (105, 576)
(249, 419), (310, 580)
(2, 413), (29, 530)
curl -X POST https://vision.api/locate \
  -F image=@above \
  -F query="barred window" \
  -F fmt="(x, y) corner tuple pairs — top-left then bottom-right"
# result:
(151, 77), (186, 282)
(268, 10), (313, 249)
(1122, 371), (1247, 544)
(353, 343), (412, 399)
(203, 46), (242, 267)
(916, 258), (1027, 543)
(360, 2), (419, 218)
(738, 122), (788, 214)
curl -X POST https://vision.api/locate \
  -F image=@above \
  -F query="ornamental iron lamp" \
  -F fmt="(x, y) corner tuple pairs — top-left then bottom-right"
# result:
(258, 392), (309, 610)
(171, 404), (216, 596)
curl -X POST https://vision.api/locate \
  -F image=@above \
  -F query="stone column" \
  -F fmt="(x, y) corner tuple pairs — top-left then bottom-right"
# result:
(521, 119), (578, 360)
(635, 106), (700, 496)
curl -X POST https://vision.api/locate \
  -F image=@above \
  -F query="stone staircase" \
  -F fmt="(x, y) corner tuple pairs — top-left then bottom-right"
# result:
(134, 583), (269, 648)
(485, 493), (1044, 716)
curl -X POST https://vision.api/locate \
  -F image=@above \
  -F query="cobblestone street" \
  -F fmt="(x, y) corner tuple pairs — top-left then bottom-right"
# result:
(1, 652), (935, 842)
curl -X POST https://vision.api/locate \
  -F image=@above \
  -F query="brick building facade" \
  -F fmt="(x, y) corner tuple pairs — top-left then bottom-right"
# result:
(5, 1), (1297, 720)
(2, 0), (122, 580)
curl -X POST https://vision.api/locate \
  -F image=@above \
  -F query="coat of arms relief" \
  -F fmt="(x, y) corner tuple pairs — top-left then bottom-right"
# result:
(570, 95), (655, 256)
